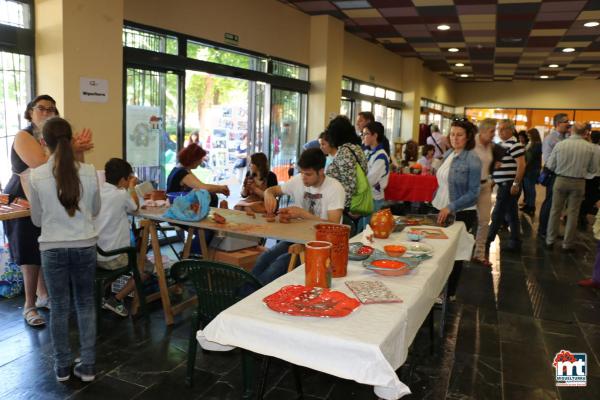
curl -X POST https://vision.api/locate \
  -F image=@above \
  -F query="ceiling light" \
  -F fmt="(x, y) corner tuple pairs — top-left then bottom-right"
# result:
(548, 64), (559, 68)
(448, 48), (459, 52)
(562, 47), (576, 53)
(584, 21), (600, 28)
(437, 24), (450, 31)
(540, 75), (549, 79)
(460, 74), (468, 78)
(455, 63), (464, 67)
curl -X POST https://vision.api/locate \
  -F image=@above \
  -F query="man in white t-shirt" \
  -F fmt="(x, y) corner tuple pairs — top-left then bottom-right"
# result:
(252, 148), (345, 285)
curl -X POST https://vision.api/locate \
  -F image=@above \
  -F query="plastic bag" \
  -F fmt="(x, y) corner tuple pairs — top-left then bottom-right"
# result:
(162, 189), (211, 222)
(0, 246), (24, 298)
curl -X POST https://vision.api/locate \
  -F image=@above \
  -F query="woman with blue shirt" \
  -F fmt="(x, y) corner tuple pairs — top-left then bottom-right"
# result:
(29, 117), (100, 382)
(432, 118), (481, 301)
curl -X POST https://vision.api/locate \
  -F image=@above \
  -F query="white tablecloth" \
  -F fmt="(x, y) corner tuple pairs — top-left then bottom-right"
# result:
(198, 223), (474, 399)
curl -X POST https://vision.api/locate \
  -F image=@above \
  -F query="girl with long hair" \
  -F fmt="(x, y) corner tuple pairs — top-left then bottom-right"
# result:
(234, 152), (278, 213)
(29, 117), (100, 383)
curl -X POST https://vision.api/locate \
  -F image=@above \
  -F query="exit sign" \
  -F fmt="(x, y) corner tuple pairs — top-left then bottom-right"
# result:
(224, 33), (239, 46)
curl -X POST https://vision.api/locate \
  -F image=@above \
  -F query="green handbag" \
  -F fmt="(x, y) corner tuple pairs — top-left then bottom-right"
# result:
(349, 148), (374, 215)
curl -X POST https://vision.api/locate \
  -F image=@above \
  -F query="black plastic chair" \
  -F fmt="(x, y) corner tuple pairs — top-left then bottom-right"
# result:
(96, 246), (147, 326)
(171, 260), (303, 398)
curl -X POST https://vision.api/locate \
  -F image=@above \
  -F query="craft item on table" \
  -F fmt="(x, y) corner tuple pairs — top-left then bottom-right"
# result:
(345, 280), (402, 304)
(140, 199), (169, 208)
(369, 208), (394, 239)
(11, 198), (29, 209)
(0, 194), (9, 205)
(150, 190), (166, 201)
(409, 163), (422, 175)
(263, 285), (360, 317)
(364, 259), (411, 276)
(315, 224), (350, 278)
(162, 190), (211, 222)
(245, 210), (256, 219)
(404, 213), (454, 227)
(408, 227), (448, 239)
(219, 200), (228, 209)
(348, 242), (374, 261)
(406, 231), (424, 242)
(278, 209), (291, 223)
(305, 241), (332, 288)
(166, 192), (187, 204)
(384, 245), (406, 257)
(213, 212), (226, 224)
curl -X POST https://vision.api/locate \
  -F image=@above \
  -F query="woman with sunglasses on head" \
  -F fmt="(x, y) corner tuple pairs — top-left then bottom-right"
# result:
(432, 118), (481, 302)
(2, 95), (93, 327)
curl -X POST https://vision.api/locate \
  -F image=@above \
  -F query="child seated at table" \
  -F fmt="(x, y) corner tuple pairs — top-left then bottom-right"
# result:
(95, 158), (142, 317)
(418, 144), (435, 173)
(234, 152), (277, 213)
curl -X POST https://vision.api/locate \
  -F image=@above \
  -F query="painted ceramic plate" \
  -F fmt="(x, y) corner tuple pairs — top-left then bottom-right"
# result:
(348, 242), (374, 261)
(263, 285), (361, 318)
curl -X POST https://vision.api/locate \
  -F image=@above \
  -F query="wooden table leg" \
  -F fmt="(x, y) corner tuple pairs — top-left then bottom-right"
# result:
(131, 220), (151, 316)
(198, 228), (214, 261)
(182, 227), (194, 259)
(149, 222), (175, 325)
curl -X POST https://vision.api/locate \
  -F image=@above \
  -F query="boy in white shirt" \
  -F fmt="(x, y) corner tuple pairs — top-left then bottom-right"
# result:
(95, 158), (139, 316)
(252, 148), (345, 285)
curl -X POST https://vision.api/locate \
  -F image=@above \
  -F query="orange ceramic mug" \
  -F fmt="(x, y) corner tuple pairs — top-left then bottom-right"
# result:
(305, 241), (332, 288)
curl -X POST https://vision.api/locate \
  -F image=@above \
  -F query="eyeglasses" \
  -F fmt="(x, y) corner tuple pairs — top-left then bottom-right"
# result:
(558, 120), (569, 124)
(33, 105), (57, 114)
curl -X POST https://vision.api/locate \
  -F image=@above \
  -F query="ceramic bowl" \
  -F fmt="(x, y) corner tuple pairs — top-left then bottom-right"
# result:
(366, 259), (410, 276)
(407, 231), (424, 241)
(384, 245), (407, 258)
(348, 242), (374, 261)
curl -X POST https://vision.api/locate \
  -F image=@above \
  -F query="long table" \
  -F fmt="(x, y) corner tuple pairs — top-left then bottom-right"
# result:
(197, 223), (474, 399)
(134, 207), (328, 325)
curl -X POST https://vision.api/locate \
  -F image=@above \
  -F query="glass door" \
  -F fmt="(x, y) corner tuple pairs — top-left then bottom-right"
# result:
(270, 88), (306, 183)
(184, 70), (254, 205)
(125, 68), (179, 189)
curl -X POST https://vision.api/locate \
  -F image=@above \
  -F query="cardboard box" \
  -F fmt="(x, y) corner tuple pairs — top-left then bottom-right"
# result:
(212, 246), (265, 271)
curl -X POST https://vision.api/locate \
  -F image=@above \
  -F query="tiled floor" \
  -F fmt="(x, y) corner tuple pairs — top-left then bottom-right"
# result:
(1, 213), (599, 400)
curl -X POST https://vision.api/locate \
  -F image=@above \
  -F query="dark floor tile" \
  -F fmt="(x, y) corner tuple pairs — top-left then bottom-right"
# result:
(454, 306), (500, 358)
(540, 320), (580, 337)
(134, 364), (218, 400)
(264, 386), (317, 400)
(277, 366), (337, 398)
(446, 353), (502, 400)
(503, 382), (558, 400)
(69, 375), (144, 400)
(574, 299), (600, 325)
(0, 325), (51, 368)
(556, 374), (600, 400)
(327, 379), (377, 400)
(501, 341), (555, 390)
(496, 271), (534, 316)
(497, 311), (544, 345)
(579, 323), (600, 372)
(107, 341), (187, 387)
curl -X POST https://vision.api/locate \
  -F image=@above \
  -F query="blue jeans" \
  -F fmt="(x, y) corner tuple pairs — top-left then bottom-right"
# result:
(487, 182), (521, 247)
(251, 241), (294, 285)
(538, 174), (556, 236)
(41, 246), (97, 370)
(523, 170), (539, 210)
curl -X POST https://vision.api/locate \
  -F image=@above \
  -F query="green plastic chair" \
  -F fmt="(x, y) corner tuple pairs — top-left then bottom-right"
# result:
(170, 260), (303, 398)
(96, 246), (147, 326)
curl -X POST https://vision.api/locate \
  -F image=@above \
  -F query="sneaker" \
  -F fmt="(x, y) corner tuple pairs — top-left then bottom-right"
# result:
(73, 362), (95, 382)
(102, 296), (129, 317)
(35, 296), (51, 310)
(55, 366), (70, 382)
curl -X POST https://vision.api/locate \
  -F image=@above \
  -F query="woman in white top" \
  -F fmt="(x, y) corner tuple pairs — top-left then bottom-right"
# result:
(432, 118), (481, 301)
(29, 117), (100, 383)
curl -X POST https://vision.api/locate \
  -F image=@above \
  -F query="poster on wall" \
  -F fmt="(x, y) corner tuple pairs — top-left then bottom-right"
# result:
(126, 105), (161, 167)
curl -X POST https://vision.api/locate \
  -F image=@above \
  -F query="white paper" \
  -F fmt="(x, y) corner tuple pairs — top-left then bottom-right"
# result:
(80, 77), (108, 103)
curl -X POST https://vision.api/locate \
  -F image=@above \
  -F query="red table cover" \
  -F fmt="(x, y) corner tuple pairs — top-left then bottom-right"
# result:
(384, 173), (438, 202)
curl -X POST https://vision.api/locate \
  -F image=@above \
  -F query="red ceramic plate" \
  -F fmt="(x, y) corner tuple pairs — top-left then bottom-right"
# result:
(263, 285), (361, 318)
(370, 259), (407, 269)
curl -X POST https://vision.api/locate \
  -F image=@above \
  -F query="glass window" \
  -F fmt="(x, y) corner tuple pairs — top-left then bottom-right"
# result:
(125, 68), (179, 189)
(359, 100), (372, 113)
(375, 87), (386, 98)
(272, 60), (308, 81)
(340, 99), (353, 119)
(0, 51), (31, 188)
(0, 0), (31, 28)
(270, 89), (305, 183)
(187, 40), (267, 72)
(358, 84), (375, 96)
(386, 107), (401, 140)
(341, 77), (353, 91)
(386, 90), (401, 101)
(123, 26), (178, 55)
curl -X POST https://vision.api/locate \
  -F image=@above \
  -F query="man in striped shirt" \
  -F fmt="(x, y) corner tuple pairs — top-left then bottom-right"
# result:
(486, 119), (526, 252)
(545, 122), (600, 251)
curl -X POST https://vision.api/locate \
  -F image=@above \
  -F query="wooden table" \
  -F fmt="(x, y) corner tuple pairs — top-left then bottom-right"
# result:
(134, 206), (327, 325)
(0, 207), (31, 221)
